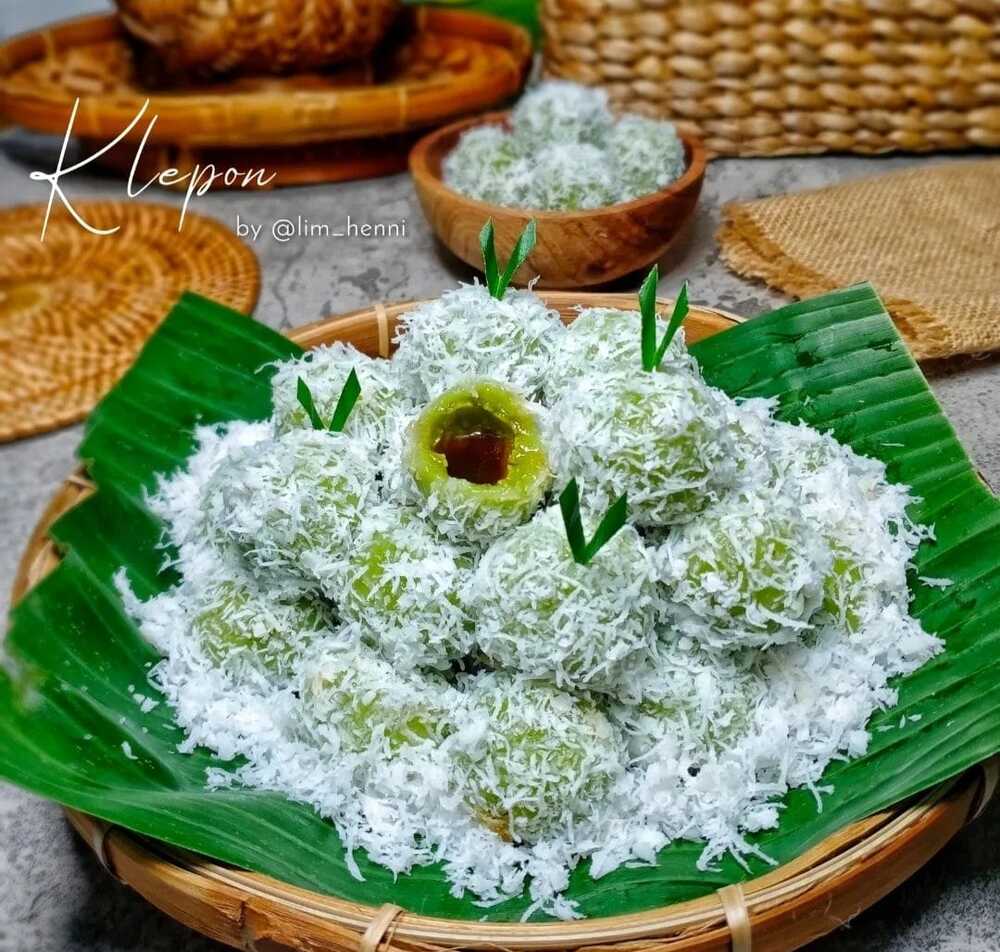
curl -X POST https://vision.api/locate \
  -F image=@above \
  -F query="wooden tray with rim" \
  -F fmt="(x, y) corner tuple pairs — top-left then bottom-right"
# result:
(10, 293), (999, 952)
(0, 8), (531, 187)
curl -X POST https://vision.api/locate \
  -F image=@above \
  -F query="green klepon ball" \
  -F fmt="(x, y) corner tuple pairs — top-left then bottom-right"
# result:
(392, 283), (565, 403)
(525, 143), (616, 210)
(607, 641), (761, 760)
(821, 548), (866, 633)
(439, 80), (686, 212)
(762, 419), (927, 634)
(442, 124), (525, 205)
(510, 80), (613, 151)
(544, 306), (697, 401)
(339, 505), (475, 671)
(659, 488), (832, 650)
(454, 673), (625, 842)
(469, 506), (662, 693)
(192, 578), (332, 675)
(548, 369), (737, 527)
(403, 379), (552, 544)
(269, 342), (410, 447)
(202, 428), (379, 592)
(610, 115), (686, 201)
(300, 647), (457, 755)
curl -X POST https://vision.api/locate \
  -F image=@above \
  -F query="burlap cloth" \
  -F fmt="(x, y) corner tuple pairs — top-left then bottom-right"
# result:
(717, 161), (1000, 361)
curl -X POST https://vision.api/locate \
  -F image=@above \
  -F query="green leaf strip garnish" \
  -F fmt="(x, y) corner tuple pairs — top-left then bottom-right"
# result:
(657, 282), (690, 367)
(479, 218), (537, 299)
(558, 477), (629, 566)
(328, 368), (361, 433)
(640, 267), (690, 372)
(296, 369), (361, 433)
(499, 219), (536, 297)
(296, 377), (326, 430)
(639, 265), (659, 371)
(480, 219), (500, 298)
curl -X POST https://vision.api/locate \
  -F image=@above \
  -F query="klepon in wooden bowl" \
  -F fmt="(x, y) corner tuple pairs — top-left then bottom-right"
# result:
(8, 292), (998, 952)
(409, 114), (707, 289)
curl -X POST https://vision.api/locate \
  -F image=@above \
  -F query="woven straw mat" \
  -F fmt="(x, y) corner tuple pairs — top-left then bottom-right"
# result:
(718, 160), (1000, 361)
(0, 201), (259, 442)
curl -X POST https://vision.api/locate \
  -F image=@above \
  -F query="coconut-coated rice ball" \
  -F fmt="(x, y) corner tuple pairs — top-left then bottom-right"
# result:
(544, 306), (697, 401)
(202, 428), (378, 593)
(548, 370), (737, 527)
(192, 576), (332, 677)
(468, 506), (662, 693)
(610, 114), (686, 201)
(400, 379), (553, 546)
(338, 505), (474, 671)
(453, 672), (625, 841)
(300, 646), (458, 755)
(270, 342), (410, 447)
(659, 488), (832, 650)
(392, 284), (565, 402)
(510, 80), (613, 151)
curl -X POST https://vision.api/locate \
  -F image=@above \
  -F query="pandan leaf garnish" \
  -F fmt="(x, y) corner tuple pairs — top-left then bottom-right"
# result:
(296, 377), (325, 430)
(639, 264), (690, 372)
(559, 478), (628, 566)
(480, 218), (537, 300)
(328, 368), (361, 432)
(296, 369), (361, 433)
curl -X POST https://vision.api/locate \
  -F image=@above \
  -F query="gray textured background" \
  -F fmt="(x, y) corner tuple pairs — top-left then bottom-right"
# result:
(1, 1), (998, 949)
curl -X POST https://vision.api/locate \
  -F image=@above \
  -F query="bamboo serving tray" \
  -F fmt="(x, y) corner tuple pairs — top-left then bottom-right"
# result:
(0, 8), (531, 186)
(10, 293), (999, 952)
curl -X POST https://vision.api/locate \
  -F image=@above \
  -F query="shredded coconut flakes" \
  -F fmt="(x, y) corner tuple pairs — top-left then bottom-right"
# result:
(443, 81), (686, 211)
(117, 286), (944, 919)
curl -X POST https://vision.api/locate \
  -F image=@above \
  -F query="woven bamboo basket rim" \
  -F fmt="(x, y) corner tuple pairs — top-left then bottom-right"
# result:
(9, 292), (998, 951)
(0, 8), (531, 148)
(409, 111), (708, 221)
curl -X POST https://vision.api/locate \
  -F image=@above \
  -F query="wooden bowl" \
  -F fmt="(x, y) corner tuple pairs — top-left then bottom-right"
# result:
(409, 114), (707, 289)
(10, 292), (997, 952)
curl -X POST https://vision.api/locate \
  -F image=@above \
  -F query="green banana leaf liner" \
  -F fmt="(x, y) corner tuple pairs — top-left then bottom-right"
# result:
(2, 284), (998, 921)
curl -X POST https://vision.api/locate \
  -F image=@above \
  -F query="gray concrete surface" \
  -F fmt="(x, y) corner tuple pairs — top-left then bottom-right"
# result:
(1, 3), (999, 950)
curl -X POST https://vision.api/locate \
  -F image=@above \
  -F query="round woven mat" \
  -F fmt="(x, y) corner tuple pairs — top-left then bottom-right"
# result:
(0, 201), (259, 443)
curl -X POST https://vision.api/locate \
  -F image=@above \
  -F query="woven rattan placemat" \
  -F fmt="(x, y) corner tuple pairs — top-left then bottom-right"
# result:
(718, 161), (1000, 361)
(0, 201), (259, 442)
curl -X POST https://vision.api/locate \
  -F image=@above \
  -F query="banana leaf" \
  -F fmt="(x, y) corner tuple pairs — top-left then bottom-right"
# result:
(2, 285), (999, 921)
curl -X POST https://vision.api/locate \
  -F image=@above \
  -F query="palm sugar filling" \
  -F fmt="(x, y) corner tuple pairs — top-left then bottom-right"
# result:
(433, 407), (513, 485)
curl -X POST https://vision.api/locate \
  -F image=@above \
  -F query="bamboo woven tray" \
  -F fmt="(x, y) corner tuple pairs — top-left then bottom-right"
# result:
(0, 8), (531, 185)
(540, 0), (1000, 157)
(9, 292), (998, 952)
